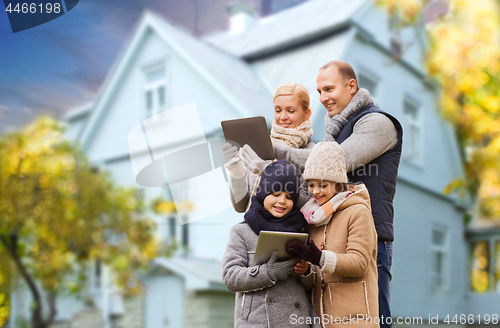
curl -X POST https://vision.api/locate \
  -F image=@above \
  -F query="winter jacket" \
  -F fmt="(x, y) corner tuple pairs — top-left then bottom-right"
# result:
(222, 222), (321, 328)
(307, 184), (379, 328)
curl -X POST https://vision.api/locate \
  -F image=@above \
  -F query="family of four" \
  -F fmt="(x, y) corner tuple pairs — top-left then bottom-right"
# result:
(221, 60), (403, 328)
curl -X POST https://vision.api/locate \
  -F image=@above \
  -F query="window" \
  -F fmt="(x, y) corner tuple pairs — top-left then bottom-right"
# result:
(88, 259), (102, 290)
(143, 64), (167, 119)
(357, 71), (379, 104)
(471, 241), (490, 293)
(403, 98), (422, 163)
(431, 228), (448, 291)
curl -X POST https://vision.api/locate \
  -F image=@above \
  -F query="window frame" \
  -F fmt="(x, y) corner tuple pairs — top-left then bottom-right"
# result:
(402, 96), (423, 165)
(431, 226), (449, 292)
(357, 69), (380, 106)
(142, 62), (168, 119)
(468, 236), (500, 293)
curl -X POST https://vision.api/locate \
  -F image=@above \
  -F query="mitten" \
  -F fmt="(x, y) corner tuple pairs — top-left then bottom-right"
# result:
(285, 239), (322, 266)
(266, 250), (298, 282)
(239, 144), (272, 175)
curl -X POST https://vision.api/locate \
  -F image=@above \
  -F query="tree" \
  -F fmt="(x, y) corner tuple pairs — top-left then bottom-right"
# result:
(377, 0), (500, 220)
(0, 117), (173, 328)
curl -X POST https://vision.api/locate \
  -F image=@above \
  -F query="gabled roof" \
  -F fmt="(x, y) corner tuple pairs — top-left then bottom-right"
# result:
(205, 0), (367, 58)
(74, 11), (272, 150)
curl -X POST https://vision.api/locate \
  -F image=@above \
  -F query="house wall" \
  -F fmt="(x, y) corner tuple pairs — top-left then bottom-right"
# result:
(392, 179), (467, 318)
(185, 291), (235, 328)
(344, 35), (464, 200)
(144, 274), (184, 328)
(351, 1), (427, 73)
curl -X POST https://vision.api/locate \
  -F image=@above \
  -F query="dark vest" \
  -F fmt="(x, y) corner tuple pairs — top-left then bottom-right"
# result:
(336, 104), (403, 241)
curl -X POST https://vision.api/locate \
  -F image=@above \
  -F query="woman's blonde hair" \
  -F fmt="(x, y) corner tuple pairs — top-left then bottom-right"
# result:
(273, 82), (311, 112)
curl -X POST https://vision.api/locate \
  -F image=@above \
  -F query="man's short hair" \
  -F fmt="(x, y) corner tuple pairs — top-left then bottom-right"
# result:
(320, 60), (359, 90)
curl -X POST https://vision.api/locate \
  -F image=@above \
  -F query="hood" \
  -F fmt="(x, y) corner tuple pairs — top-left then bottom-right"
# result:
(336, 183), (371, 213)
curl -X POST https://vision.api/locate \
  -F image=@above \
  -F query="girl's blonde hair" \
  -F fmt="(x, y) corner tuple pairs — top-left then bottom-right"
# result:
(273, 82), (311, 112)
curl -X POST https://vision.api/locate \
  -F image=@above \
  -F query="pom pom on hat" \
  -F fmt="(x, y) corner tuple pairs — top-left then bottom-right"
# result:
(303, 142), (348, 183)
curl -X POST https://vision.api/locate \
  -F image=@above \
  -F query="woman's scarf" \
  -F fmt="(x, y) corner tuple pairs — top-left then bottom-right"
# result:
(271, 118), (313, 148)
(244, 195), (307, 235)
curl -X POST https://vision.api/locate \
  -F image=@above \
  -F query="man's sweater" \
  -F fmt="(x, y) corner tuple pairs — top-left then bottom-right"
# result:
(274, 113), (398, 174)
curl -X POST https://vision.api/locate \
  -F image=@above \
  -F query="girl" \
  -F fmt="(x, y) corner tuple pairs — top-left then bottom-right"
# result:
(286, 142), (379, 328)
(222, 160), (321, 328)
(223, 82), (314, 212)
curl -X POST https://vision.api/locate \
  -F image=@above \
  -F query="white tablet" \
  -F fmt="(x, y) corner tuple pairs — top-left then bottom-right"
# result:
(252, 231), (308, 266)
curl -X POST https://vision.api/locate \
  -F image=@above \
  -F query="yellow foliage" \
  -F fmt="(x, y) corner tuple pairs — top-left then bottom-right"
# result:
(0, 117), (174, 321)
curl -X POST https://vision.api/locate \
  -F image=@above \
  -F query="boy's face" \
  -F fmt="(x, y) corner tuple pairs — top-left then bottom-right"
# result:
(307, 179), (336, 205)
(263, 191), (294, 218)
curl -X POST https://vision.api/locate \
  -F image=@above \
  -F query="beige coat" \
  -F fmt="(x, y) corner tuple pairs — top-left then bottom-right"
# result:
(307, 184), (379, 328)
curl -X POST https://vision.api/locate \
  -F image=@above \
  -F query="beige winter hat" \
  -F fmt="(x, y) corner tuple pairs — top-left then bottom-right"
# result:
(303, 142), (348, 183)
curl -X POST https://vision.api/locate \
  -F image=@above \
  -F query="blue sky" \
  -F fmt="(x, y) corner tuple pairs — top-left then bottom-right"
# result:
(0, 0), (250, 131)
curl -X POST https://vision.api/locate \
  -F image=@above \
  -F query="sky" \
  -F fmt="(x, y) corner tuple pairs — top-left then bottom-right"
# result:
(0, 0), (269, 131)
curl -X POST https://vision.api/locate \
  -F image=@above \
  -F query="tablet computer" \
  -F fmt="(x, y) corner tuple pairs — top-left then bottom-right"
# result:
(221, 116), (275, 161)
(252, 231), (309, 266)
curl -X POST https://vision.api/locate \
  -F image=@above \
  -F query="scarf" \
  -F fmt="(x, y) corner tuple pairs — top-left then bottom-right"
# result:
(300, 191), (354, 227)
(271, 118), (313, 148)
(244, 195), (308, 235)
(324, 88), (373, 142)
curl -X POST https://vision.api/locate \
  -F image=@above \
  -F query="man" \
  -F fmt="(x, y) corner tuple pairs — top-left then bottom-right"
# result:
(272, 60), (403, 328)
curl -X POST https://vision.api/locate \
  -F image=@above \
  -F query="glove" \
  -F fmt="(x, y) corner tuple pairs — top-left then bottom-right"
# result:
(286, 239), (322, 266)
(240, 144), (272, 175)
(222, 143), (246, 177)
(266, 250), (298, 282)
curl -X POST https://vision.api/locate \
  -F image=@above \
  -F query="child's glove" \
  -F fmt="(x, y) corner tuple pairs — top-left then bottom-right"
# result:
(240, 144), (272, 175)
(286, 239), (322, 266)
(222, 143), (246, 177)
(266, 250), (298, 282)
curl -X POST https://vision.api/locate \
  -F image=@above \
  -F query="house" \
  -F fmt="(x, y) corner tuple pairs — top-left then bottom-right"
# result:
(10, 0), (496, 327)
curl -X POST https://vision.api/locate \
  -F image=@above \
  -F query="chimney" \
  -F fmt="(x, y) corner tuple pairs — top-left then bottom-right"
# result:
(226, 1), (257, 34)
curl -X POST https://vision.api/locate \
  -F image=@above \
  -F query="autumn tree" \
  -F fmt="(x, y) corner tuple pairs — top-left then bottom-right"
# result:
(0, 117), (172, 328)
(377, 0), (500, 220)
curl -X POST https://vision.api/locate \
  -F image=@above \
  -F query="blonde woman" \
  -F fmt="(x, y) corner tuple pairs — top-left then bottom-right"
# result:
(223, 82), (315, 212)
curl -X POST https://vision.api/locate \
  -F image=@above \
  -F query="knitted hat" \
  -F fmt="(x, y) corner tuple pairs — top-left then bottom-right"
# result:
(255, 159), (300, 204)
(303, 142), (348, 183)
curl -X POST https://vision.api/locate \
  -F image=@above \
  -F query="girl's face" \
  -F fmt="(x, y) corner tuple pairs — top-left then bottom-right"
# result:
(274, 95), (311, 129)
(263, 191), (294, 218)
(307, 179), (337, 205)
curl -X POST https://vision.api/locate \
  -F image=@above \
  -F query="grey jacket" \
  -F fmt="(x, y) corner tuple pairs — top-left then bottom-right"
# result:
(222, 223), (320, 328)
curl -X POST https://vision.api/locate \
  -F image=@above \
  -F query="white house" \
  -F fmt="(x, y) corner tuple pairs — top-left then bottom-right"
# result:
(10, 0), (495, 327)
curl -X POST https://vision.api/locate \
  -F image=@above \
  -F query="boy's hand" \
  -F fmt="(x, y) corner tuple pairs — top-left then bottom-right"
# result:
(294, 259), (309, 274)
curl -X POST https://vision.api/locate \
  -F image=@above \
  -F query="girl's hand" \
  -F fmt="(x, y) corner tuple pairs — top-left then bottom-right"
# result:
(294, 259), (309, 274)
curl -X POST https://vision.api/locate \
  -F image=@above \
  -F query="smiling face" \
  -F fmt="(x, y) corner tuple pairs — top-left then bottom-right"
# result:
(307, 179), (337, 205)
(316, 66), (357, 117)
(274, 95), (311, 129)
(263, 191), (294, 217)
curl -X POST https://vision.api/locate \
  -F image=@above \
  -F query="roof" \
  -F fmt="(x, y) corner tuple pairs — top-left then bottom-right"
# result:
(205, 0), (367, 58)
(153, 256), (230, 292)
(72, 11), (273, 149)
(150, 12), (273, 129)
